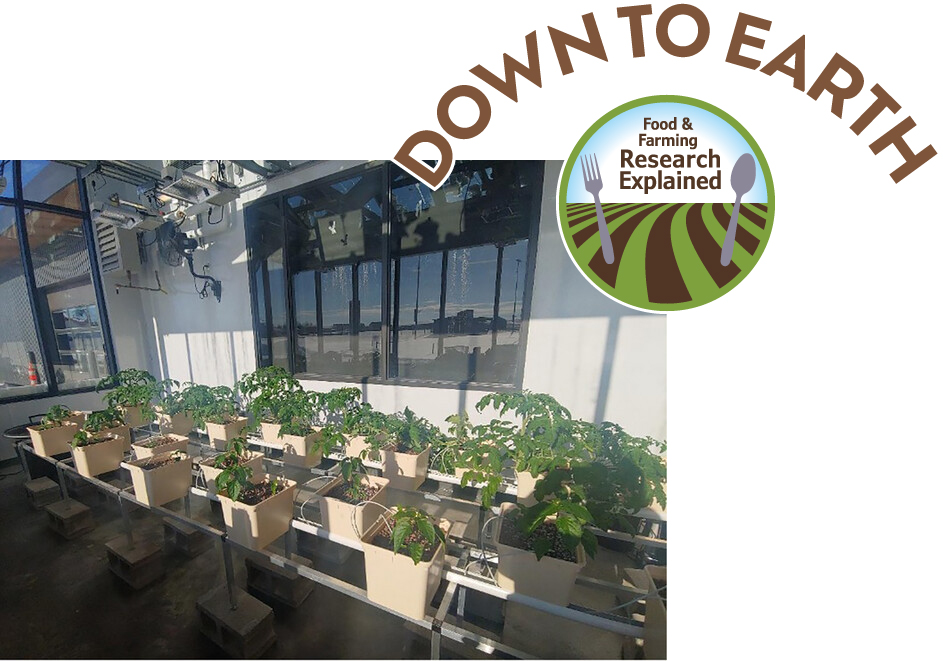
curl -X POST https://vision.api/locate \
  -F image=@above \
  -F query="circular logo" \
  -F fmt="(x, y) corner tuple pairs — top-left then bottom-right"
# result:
(557, 95), (775, 311)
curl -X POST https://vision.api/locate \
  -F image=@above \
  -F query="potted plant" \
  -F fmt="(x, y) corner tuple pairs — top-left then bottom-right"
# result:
(27, 405), (81, 457)
(191, 385), (247, 450)
(344, 403), (388, 461)
(131, 433), (190, 460)
(361, 505), (451, 620)
(366, 408), (437, 491)
(491, 468), (599, 606)
(313, 456), (390, 541)
(199, 437), (264, 497)
(215, 458), (297, 551)
(121, 450), (192, 507)
(97, 368), (157, 428)
(272, 388), (327, 467)
(153, 380), (199, 435)
(317, 387), (365, 454)
(456, 418), (513, 508)
(476, 392), (589, 506)
(579, 421), (668, 531)
(78, 407), (131, 450)
(237, 366), (302, 443)
(71, 425), (126, 478)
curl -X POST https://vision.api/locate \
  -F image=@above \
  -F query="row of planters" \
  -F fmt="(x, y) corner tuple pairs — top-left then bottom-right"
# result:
(27, 366), (666, 618)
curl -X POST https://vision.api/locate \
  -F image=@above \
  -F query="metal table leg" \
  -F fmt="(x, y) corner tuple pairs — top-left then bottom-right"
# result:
(221, 538), (238, 611)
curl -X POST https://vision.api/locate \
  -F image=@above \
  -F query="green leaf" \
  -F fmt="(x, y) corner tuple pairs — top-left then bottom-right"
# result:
(559, 501), (593, 524)
(532, 537), (551, 560)
(416, 516), (435, 544)
(581, 528), (598, 559)
(230, 481), (242, 503)
(407, 541), (424, 565)
(555, 513), (583, 539)
(519, 501), (556, 535)
(392, 518), (410, 552)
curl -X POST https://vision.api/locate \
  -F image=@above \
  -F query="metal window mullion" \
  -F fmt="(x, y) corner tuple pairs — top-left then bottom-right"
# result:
(22, 199), (84, 218)
(12, 161), (57, 394)
(282, 196), (298, 375)
(379, 164), (391, 380)
(78, 168), (119, 376)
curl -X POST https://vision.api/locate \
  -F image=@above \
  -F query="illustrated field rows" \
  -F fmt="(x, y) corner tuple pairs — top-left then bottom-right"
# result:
(563, 201), (772, 307)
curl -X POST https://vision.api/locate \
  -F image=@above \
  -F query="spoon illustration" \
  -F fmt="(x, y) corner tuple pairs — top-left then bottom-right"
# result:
(720, 153), (757, 267)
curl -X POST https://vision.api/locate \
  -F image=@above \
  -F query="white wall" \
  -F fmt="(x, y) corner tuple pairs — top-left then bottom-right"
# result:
(1, 160), (667, 461)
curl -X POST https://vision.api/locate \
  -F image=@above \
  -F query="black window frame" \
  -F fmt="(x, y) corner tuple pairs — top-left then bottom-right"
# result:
(0, 160), (118, 403)
(246, 160), (543, 392)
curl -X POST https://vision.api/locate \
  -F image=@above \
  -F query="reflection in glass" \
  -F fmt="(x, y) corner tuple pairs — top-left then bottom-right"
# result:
(287, 168), (384, 377)
(246, 198), (290, 370)
(390, 161), (540, 384)
(23, 208), (104, 388)
(0, 204), (49, 396)
(21, 160), (81, 209)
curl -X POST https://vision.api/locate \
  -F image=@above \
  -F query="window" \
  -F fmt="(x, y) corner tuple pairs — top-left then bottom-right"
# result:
(246, 161), (543, 388)
(0, 160), (116, 401)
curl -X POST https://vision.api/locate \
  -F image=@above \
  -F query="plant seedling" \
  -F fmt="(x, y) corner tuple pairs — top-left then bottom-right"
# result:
(97, 368), (158, 421)
(38, 404), (74, 430)
(382, 506), (447, 565)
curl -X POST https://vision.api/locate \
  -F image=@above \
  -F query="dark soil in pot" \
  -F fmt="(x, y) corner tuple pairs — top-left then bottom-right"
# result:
(236, 480), (288, 506)
(499, 511), (578, 563)
(371, 527), (442, 563)
(325, 481), (379, 505)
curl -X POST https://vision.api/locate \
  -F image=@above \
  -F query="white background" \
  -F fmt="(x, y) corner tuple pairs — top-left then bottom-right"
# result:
(5, 1), (942, 658)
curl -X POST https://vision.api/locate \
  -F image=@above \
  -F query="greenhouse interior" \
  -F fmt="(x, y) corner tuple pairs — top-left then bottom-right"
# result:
(0, 159), (667, 660)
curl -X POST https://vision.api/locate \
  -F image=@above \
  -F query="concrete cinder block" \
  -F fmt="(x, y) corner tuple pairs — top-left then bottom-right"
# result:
(25, 477), (62, 510)
(45, 499), (95, 539)
(245, 554), (313, 608)
(105, 536), (165, 589)
(163, 517), (213, 558)
(197, 585), (276, 659)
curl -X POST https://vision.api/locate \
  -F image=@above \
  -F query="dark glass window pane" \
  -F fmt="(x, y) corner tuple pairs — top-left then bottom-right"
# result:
(0, 204), (49, 397)
(246, 197), (290, 370)
(287, 167), (384, 377)
(21, 161), (81, 209)
(390, 161), (540, 384)
(0, 160), (11, 199)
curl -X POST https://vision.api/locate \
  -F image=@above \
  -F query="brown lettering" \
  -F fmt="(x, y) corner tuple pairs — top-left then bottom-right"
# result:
(436, 85), (492, 140)
(869, 117), (937, 183)
(393, 130), (455, 189)
(547, 13), (609, 75)
(807, 54), (864, 118)
(759, 35), (806, 91)
(726, 13), (771, 69)
(656, 4), (710, 57)
(616, 5), (653, 57)
(850, 84), (901, 135)
(470, 31), (542, 103)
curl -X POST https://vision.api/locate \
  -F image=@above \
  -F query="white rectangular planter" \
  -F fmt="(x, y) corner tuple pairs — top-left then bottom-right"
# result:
(122, 454), (192, 506)
(344, 433), (382, 461)
(199, 452), (265, 496)
(132, 434), (190, 460)
(66, 411), (87, 426)
(281, 429), (323, 467)
(362, 515), (451, 621)
(514, 470), (543, 506)
(492, 502), (586, 606)
(27, 422), (78, 457)
(314, 474), (390, 541)
(380, 445), (430, 491)
(93, 424), (131, 452)
(71, 436), (125, 478)
(119, 405), (148, 428)
(260, 421), (281, 444)
(205, 417), (248, 451)
(218, 476), (297, 551)
(156, 409), (194, 436)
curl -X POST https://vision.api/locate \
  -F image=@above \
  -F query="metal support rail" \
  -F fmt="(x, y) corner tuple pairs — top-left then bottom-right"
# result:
(15, 437), (654, 658)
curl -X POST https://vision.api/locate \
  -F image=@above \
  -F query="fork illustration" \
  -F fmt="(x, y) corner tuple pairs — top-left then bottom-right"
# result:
(581, 153), (614, 264)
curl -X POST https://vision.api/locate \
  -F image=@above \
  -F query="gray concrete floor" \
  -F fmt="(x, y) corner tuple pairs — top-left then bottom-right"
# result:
(0, 462), (468, 659)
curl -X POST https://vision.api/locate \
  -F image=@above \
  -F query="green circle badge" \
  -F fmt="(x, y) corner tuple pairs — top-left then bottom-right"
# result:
(558, 95), (775, 311)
